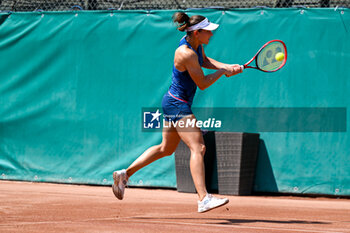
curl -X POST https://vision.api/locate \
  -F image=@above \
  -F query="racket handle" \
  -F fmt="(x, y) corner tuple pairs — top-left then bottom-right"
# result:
(240, 65), (244, 71)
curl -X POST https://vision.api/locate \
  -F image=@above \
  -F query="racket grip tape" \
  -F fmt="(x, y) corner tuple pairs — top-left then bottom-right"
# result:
(240, 65), (244, 71)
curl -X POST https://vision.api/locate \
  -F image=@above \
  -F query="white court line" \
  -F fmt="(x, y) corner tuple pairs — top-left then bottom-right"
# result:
(0, 216), (346, 233)
(119, 212), (350, 227)
(117, 217), (346, 233)
(0, 218), (116, 226)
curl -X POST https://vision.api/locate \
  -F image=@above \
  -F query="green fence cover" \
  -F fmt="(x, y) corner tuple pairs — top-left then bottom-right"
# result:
(0, 8), (349, 195)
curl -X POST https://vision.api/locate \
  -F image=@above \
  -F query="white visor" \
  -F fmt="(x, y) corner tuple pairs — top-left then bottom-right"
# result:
(185, 18), (219, 32)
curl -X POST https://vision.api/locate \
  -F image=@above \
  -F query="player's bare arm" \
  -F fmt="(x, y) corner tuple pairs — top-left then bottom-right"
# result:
(201, 47), (242, 77)
(175, 46), (228, 90)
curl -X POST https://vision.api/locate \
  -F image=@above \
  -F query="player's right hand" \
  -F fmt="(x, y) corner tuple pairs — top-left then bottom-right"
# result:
(224, 64), (242, 77)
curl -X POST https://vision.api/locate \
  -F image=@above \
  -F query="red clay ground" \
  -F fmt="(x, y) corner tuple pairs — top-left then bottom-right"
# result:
(0, 180), (349, 233)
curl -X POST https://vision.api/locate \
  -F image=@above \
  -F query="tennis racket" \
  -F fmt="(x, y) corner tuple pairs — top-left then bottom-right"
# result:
(241, 39), (287, 72)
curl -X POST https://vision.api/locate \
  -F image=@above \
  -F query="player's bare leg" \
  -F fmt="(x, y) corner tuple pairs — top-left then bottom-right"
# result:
(176, 115), (207, 201)
(126, 121), (180, 177)
(176, 114), (229, 213)
(113, 121), (180, 200)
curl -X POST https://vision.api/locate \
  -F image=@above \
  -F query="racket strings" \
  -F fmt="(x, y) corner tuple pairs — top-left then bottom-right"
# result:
(256, 42), (286, 72)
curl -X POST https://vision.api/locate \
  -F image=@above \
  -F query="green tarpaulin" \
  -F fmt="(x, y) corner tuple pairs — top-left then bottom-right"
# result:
(0, 8), (349, 195)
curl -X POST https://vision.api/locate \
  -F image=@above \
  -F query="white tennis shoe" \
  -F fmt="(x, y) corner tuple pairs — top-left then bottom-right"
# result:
(197, 194), (229, 213)
(112, 169), (128, 200)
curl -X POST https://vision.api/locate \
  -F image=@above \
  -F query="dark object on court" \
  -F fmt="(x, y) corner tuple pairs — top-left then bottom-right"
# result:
(215, 132), (260, 195)
(175, 132), (260, 195)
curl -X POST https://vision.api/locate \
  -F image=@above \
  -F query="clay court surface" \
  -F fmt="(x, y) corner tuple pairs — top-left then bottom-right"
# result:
(0, 181), (349, 233)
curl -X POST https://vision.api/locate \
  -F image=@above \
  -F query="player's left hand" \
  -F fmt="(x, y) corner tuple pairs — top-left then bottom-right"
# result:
(224, 64), (243, 77)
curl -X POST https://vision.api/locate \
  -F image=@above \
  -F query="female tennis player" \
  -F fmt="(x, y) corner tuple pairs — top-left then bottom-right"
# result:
(113, 12), (242, 213)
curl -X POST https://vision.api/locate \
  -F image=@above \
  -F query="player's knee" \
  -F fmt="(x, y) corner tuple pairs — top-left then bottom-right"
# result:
(200, 144), (206, 155)
(191, 143), (206, 156)
(159, 145), (175, 157)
